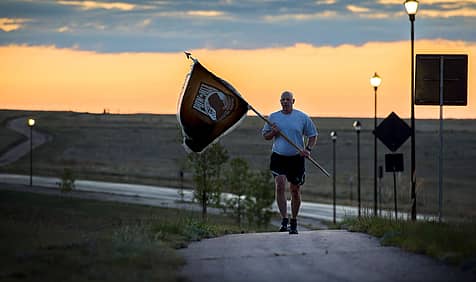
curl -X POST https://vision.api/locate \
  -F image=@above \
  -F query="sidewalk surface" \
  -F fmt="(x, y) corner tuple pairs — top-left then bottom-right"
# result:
(179, 230), (476, 282)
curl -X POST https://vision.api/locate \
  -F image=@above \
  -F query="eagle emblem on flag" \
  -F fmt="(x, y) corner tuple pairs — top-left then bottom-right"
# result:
(192, 83), (235, 122)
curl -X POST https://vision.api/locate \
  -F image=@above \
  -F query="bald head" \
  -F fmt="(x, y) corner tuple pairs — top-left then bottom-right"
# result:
(281, 91), (294, 100)
(280, 90), (295, 114)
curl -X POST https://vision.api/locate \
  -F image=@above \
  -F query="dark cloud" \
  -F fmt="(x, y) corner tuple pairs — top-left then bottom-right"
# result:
(0, 0), (75, 18)
(0, 0), (474, 52)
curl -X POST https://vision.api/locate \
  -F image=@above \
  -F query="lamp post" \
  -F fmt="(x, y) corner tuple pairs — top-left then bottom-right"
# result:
(27, 118), (35, 186)
(404, 0), (419, 221)
(370, 72), (382, 217)
(353, 121), (361, 217)
(330, 131), (337, 224)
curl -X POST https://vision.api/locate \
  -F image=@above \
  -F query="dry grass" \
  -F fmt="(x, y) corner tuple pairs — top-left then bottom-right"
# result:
(0, 188), (269, 282)
(1, 109), (475, 219)
(342, 215), (476, 267)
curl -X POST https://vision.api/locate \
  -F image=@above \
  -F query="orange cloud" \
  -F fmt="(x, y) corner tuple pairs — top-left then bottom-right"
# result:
(186, 10), (226, 17)
(57, 1), (136, 11)
(316, 0), (336, 4)
(0, 40), (474, 119)
(263, 11), (337, 22)
(420, 8), (476, 18)
(0, 18), (30, 32)
(347, 5), (370, 13)
(379, 0), (476, 5)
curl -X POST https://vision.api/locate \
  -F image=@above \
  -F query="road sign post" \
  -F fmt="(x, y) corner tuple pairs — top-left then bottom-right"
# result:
(375, 112), (411, 219)
(385, 154), (404, 220)
(416, 54), (468, 222)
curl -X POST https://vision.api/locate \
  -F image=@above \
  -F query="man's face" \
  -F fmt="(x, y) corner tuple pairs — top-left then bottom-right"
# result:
(280, 93), (294, 113)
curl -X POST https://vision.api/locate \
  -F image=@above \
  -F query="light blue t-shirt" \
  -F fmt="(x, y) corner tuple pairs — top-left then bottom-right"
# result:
(262, 109), (318, 156)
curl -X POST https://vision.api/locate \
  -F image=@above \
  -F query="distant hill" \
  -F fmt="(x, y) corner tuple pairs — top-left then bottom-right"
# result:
(1, 110), (475, 219)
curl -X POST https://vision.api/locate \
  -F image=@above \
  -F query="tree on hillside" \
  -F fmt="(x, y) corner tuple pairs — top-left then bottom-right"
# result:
(245, 169), (275, 227)
(223, 157), (275, 227)
(187, 143), (228, 220)
(223, 158), (250, 226)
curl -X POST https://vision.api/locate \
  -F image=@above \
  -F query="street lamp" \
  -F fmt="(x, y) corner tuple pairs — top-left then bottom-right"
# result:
(404, 0), (419, 221)
(370, 72), (381, 217)
(330, 131), (337, 224)
(27, 118), (35, 186)
(353, 121), (361, 217)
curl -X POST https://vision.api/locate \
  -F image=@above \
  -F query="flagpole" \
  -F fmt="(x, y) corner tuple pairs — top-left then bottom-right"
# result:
(184, 51), (195, 61)
(248, 105), (331, 177)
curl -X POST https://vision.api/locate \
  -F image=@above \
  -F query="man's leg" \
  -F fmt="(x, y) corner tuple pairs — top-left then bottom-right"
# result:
(290, 183), (301, 219)
(275, 175), (288, 231)
(275, 175), (287, 218)
(289, 183), (301, 234)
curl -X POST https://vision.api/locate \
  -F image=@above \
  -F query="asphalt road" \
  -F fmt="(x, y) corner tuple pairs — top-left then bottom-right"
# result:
(0, 173), (354, 223)
(0, 173), (435, 223)
(179, 230), (476, 282)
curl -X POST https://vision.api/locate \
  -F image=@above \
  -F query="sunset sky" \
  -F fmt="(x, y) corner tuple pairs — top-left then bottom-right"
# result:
(1, 0), (475, 118)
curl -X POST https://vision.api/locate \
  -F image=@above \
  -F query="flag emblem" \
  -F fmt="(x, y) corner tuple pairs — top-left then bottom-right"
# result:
(193, 83), (235, 122)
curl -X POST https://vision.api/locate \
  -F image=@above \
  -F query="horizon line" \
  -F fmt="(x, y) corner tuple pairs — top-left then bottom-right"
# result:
(2, 108), (475, 120)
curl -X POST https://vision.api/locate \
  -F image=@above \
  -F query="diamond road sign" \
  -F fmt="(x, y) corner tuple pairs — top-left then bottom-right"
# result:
(374, 112), (411, 152)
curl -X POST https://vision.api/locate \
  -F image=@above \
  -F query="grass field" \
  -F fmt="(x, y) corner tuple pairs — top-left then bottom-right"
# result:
(1, 109), (475, 219)
(341, 215), (476, 269)
(0, 188), (271, 282)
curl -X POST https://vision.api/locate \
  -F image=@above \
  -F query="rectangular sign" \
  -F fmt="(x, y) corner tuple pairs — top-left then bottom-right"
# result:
(415, 54), (468, 106)
(385, 153), (404, 172)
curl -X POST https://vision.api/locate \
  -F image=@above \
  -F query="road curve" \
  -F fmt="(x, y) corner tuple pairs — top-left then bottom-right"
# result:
(0, 117), (52, 166)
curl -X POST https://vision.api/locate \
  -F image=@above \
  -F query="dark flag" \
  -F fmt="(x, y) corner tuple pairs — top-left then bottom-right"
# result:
(178, 59), (249, 153)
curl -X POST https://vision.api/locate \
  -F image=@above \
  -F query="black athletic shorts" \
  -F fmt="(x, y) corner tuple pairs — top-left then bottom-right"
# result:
(270, 152), (305, 185)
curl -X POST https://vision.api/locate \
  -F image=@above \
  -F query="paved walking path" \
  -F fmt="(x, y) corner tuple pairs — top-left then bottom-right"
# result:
(0, 117), (51, 166)
(179, 230), (476, 282)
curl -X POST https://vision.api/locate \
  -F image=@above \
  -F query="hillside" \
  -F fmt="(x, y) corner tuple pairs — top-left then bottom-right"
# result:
(1, 110), (475, 219)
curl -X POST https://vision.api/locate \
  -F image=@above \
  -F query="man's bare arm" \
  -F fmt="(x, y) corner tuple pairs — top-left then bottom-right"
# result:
(263, 124), (280, 140)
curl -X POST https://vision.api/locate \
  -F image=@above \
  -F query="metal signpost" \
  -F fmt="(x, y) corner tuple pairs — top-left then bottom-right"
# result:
(415, 54), (468, 222)
(353, 121), (362, 217)
(27, 118), (35, 186)
(385, 154), (404, 220)
(374, 112), (411, 220)
(330, 131), (337, 224)
(378, 166), (383, 216)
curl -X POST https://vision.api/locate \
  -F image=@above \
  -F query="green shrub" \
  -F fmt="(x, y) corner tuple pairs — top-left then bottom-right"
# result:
(187, 143), (229, 219)
(59, 168), (75, 192)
